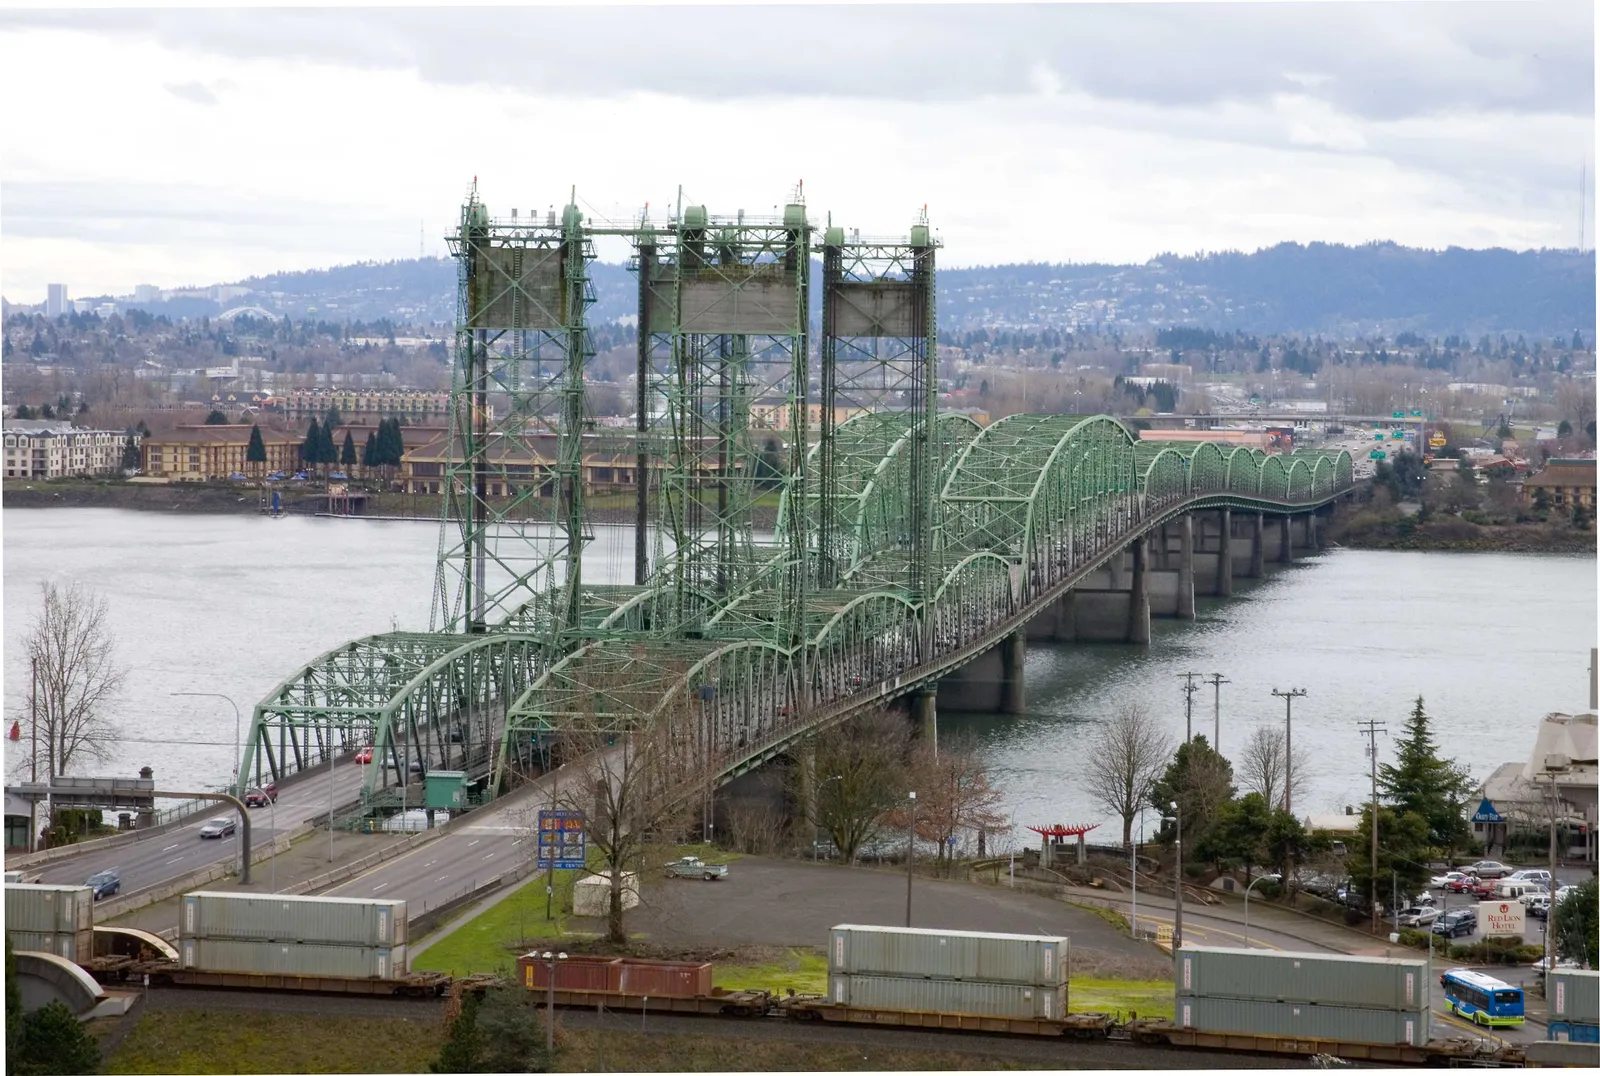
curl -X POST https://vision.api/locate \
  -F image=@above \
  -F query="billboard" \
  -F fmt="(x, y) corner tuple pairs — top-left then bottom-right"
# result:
(1477, 900), (1525, 938)
(536, 809), (586, 870)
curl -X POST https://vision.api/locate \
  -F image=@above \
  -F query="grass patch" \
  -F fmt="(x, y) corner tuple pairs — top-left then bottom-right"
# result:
(554, 1028), (1044, 1071)
(1069, 977), (1174, 1021)
(411, 869), (584, 977)
(105, 1011), (440, 1074)
(1067, 900), (1131, 935)
(712, 948), (828, 994)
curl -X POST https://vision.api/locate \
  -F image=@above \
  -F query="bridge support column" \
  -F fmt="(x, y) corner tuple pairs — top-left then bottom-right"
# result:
(914, 688), (938, 746)
(1129, 538), (1151, 645)
(1278, 515), (1293, 564)
(1000, 632), (1025, 715)
(1108, 548), (1126, 591)
(1176, 514), (1195, 619)
(1026, 591), (1076, 643)
(1216, 508), (1233, 597)
(1250, 513), (1265, 578)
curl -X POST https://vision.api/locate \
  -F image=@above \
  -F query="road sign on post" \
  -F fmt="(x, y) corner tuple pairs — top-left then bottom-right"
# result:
(536, 809), (586, 869)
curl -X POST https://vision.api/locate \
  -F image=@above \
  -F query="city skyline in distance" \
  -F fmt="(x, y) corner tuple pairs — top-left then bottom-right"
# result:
(0, 2), (1593, 302)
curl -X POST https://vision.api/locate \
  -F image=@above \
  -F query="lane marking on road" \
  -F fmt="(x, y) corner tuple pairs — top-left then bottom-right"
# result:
(437, 875), (449, 882)
(165, 856), (185, 865)
(161, 843), (180, 852)
(483, 853), (495, 861)
(468, 839), (480, 848)
(372, 882), (388, 892)
(423, 860), (435, 868)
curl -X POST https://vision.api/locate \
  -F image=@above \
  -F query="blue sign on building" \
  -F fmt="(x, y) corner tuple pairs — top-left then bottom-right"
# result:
(1471, 798), (1505, 824)
(536, 809), (586, 869)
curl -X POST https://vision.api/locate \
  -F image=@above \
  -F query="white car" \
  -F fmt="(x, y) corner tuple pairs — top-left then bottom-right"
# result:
(1554, 884), (1578, 904)
(1430, 871), (1465, 889)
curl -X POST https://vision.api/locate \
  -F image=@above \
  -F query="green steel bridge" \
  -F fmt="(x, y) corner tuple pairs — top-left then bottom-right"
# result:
(237, 188), (1355, 818)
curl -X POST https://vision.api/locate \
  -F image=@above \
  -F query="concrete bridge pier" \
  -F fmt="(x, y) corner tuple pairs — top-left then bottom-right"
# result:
(1278, 514), (1293, 563)
(936, 630), (1027, 713)
(914, 688), (938, 745)
(1025, 590), (1076, 642)
(1216, 508), (1233, 596)
(1191, 509), (1233, 598)
(1063, 538), (1151, 644)
(1149, 516), (1195, 620)
(1248, 512), (1266, 577)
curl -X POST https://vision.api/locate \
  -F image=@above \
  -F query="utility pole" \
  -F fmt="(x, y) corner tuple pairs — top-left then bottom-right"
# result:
(1271, 688), (1307, 815)
(29, 657), (38, 852)
(1171, 799), (1184, 951)
(1178, 672), (1201, 742)
(1358, 718), (1388, 933)
(905, 791), (917, 928)
(1206, 673), (1229, 750)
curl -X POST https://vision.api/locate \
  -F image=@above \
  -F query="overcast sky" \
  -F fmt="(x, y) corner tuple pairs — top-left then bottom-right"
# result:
(1, 2), (1594, 302)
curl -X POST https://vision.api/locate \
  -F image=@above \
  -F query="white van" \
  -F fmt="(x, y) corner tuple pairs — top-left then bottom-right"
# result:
(1493, 879), (1540, 901)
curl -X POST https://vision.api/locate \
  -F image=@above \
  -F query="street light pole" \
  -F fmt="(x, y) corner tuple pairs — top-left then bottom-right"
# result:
(542, 950), (566, 1055)
(172, 691), (243, 795)
(1171, 799), (1184, 951)
(905, 791), (917, 928)
(1243, 872), (1281, 948)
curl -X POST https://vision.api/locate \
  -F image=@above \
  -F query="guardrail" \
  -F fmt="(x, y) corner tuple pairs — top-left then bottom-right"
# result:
(96, 821), (312, 921)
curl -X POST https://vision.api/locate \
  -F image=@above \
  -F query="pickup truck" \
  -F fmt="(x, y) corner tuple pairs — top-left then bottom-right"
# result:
(664, 856), (728, 881)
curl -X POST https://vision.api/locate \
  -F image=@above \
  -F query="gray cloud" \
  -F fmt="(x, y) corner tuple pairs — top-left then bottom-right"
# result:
(3, 3), (1590, 120)
(163, 80), (217, 106)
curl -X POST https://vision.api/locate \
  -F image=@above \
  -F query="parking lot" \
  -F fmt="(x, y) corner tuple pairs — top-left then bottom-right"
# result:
(610, 855), (1154, 959)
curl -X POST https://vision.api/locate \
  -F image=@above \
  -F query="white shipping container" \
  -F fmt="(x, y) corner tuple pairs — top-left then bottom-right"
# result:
(829, 924), (1068, 986)
(6, 929), (94, 963)
(1550, 969), (1600, 1023)
(1177, 946), (1428, 1012)
(1179, 995), (1426, 1046)
(179, 937), (407, 980)
(828, 972), (1066, 1020)
(181, 891), (407, 947)
(4, 884), (95, 935)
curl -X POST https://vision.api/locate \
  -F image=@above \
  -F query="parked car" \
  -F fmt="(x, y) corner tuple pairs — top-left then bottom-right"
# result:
(1466, 860), (1513, 880)
(1430, 870), (1466, 889)
(199, 817), (236, 839)
(86, 869), (121, 900)
(664, 856), (728, 881)
(1527, 893), (1551, 919)
(1509, 868), (1552, 888)
(1469, 877), (1499, 899)
(243, 783), (278, 807)
(1554, 884), (1578, 904)
(1444, 874), (1476, 893)
(1533, 955), (1581, 977)
(1433, 909), (1477, 938)
(1399, 906), (1439, 928)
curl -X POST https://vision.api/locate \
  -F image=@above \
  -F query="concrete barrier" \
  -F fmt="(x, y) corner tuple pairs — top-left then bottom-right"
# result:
(409, 859), (541, 942)
(97, 823), (310, 921)
(283, 822), (456, 897)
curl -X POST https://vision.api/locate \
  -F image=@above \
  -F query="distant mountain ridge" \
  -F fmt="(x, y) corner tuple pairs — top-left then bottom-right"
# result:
(156, 241), (1591, 339)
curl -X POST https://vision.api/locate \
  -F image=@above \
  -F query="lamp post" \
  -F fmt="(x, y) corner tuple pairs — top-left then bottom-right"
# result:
(1242, 872), (1281, 948)
(1539, 754), (1570, 979)
(814, 775), (841, 862)
(905, 790), (917, 928)
(542, 950), (567, 1055)
(1131, 808), (1145, 940)
(172, 691), (242, 795)
(1169, 799), (1184, 951)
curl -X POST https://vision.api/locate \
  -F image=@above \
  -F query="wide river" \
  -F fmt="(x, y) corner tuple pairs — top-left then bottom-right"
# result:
(3, 509), (1594, 844)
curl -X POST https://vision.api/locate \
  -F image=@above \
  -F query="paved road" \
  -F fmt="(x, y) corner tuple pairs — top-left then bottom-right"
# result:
(25, 759), (370, 894)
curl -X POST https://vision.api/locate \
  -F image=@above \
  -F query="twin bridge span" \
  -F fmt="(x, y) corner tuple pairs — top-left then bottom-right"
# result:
(236, 188), (1356, 822)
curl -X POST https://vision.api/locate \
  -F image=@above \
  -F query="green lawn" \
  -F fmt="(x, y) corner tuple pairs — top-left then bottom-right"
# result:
(106, 1011), (441, 1074)
(713, 948), (828, 994)
(1069, 977), (1174, 1021)
(410, 869), (588, 977)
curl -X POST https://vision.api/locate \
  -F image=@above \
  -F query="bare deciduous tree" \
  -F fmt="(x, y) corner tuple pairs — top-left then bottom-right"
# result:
(545, 662), (712, 945)
(796, 708), (910, 864)
(1237, 725), (1310, 813)
(1083, 703), (1172, 848)
(19, 582), (125, 781)
(902, 735), (1007, 875)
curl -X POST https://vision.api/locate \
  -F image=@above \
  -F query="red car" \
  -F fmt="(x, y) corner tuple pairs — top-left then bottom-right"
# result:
(1469, 877), (1498, 899)
(1445, 874), (1476, 893)
(243, 783), (278, 807)
(355, 746), (373, 765)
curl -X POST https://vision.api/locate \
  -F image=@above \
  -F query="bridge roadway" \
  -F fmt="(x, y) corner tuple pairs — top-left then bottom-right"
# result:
(27, 761), (369, 894)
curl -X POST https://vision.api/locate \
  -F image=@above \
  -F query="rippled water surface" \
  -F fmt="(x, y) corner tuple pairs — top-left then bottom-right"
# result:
(4, 509), (1595, 836)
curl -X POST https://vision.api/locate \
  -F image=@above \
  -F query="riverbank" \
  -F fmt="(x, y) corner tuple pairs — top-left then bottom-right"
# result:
(1329, 504), (1596, 553)
(0, 477), (780, 528)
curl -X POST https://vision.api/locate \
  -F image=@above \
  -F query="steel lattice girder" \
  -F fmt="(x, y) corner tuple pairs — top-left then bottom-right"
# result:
(241, 631), (545, 800)
(435, 196), (595, 638)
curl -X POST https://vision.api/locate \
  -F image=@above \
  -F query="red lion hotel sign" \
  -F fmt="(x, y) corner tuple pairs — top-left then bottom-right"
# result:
(1477, 900), (1526, 938)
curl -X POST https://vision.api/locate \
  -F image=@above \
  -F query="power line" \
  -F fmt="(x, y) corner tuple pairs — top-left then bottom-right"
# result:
(1271, 688), (1307, 815)
(1357, 717), (1388, 932)
(1205, 673), (1230, 750)
(1177, 672), (1201, 742)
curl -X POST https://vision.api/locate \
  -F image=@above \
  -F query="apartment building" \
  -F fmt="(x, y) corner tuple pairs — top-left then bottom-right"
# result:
(3, 421), (135, 479)
(140, 425), (300, 480)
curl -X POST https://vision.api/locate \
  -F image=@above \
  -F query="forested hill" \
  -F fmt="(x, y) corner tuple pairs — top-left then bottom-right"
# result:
(208, 241), (1592, 339)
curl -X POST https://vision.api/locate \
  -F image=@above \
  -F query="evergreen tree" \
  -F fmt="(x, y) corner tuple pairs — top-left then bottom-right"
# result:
(1149, 735), (1236, 849)
(325, 405), (343, 430)
(1551, 875), (1598, 966)
(204, 409), (228, 425)
(14, 999), (102, 1075)
(246, 425), (267, 469)
(302, 419), (321, 471)
(15, 404), (34, 419)
(341, 431), (357, 468)
(362, 431), (377, 468)
(1558, 419), (1573, 437)
(1349, 804), (1432, 916)
(318, 421), (337, 470)
(39, 404), (53, 419)
(430, 991), (484, 1074)
(473, 985), (553, 1072)
(1377, 697), (1473, 860)
(120, 438), (140, 472)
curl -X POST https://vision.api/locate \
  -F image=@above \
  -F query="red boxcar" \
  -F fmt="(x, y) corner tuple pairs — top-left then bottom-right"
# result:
(518, 953), (618, 993)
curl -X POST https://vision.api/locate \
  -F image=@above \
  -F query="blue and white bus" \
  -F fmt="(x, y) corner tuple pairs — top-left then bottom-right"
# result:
(1440, 969), (1525, 1027)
